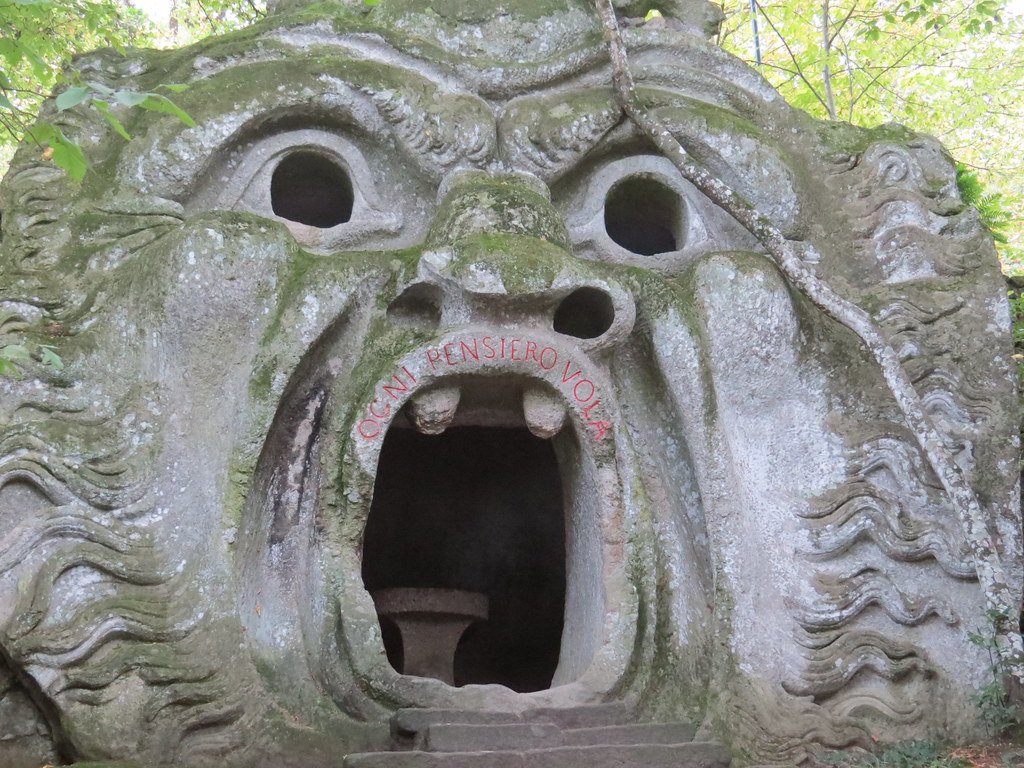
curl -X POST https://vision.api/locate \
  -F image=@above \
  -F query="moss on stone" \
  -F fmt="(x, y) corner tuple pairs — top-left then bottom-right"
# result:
(816, 118), (920, 158)
(650, 94), (764, 142)
(429, 182), (571, 252)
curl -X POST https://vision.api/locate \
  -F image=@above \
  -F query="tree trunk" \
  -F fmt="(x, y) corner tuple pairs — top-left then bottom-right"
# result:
(822, 0), (837, 119)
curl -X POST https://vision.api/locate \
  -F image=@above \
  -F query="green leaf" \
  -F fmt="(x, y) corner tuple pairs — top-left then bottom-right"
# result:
(22, 45), (49, 80)
(1, 344), (31, 361)
(26, 121), (56, 145)
(56, 85), (91, 111)
(114, 89), (150, 107)
(0, 92), (12, 111)
(0, 39), (23, 67)
(87, 81), (115, 96)
(157, 83), (190, 93)
(0, 358), (22, 378)
(138, 94), (196, 127)
(50, 133), (88, 180)
(91, 99), (131, 140)
(39, 347), (64, 370)
(31, 124), (89, 180)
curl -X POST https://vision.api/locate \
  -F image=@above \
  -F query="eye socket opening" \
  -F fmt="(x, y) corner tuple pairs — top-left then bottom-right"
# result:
(271, 150), (354, 228)
(553, 287), (615, 340)
(387, 283), (443, 330)
(603, 176), (685, 256)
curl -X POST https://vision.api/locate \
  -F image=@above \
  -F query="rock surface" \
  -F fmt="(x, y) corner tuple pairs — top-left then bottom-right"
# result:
(0, 0), (1017, 765)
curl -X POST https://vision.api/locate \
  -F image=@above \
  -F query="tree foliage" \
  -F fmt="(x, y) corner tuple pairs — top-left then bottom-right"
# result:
(0, 0), (154, 170)
(715, 0), (1024, 271)
(0, 0), (262, 176)
(162, 0), (264, 44)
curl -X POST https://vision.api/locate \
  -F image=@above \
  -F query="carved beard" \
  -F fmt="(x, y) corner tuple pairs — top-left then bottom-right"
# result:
(0, 5), (1015, 766)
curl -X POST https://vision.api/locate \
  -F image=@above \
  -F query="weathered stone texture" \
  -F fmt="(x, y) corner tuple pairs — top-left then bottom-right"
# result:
(0, 0), (1017, 765)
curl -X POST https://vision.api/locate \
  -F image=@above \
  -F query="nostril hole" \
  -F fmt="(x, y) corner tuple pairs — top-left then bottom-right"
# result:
(604, 176), (685, 256)
(387, 283), (443, 330)
(553, 287), (615, 339)
(271, 151), (353, 228)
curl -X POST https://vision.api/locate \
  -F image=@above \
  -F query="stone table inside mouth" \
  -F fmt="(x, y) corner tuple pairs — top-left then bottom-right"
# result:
(371, 588), (489, 685)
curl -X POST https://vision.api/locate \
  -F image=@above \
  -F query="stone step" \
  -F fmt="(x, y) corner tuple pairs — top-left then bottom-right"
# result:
(344, 741), (730, 768)
(421, 720), (696, 752)
(527, 703), (633, 728)
(390, 703), (633, 748)
(561, 721), (697, 746)
(392, 710), (523, 748)
(425, 723), (563, 752)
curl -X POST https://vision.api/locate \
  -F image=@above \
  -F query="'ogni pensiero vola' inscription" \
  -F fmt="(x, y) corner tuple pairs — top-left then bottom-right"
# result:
(356, 335), (612, 441)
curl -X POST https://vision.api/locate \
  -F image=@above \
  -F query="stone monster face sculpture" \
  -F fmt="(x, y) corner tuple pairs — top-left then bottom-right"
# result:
(0, 0), (1019, 765)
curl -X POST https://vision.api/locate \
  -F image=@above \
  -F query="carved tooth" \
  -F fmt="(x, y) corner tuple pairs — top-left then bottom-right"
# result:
(408, 384), (461, 435)
(523, 383), (567, 439)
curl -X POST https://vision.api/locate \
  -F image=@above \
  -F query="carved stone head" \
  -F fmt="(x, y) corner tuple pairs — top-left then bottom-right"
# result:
(0, 0), (1017, 765)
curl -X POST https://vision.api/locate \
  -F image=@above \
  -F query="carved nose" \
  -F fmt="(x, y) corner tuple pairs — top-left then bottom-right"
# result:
(388, 279), (627, 348)
(427, 170), (570, 250)
(553, 287), (616, 340)
(386, 170), (635, 352)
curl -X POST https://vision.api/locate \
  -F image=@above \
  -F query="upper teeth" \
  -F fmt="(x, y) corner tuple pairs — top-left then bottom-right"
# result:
(522, 382), (567, 439)
(406, 380), (568, 438)
(408, 385), (461, 435)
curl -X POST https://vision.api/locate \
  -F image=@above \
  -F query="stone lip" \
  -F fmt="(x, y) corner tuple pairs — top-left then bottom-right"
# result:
(372, 588), (489, 621)
(335, 326), (636, 712)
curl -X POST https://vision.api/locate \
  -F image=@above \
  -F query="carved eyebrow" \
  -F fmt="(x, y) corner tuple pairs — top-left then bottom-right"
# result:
(115, 56), (497, 200)
(499, 89), (622, 181)
(623, 43), (780, 117)
(260, 28), (464, 91)
(362, 87), (497, 179)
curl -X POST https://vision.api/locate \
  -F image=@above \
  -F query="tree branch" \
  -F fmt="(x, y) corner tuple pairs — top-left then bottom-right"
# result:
(594, 0), (1024, 679)
(821, 0), (837, 119)
(195, 0), (218, 30)
(752, 0), (832, 115)
(848, 4), (976, 110)
(828, 0), (859, 45)
(753, 60), (805, 81)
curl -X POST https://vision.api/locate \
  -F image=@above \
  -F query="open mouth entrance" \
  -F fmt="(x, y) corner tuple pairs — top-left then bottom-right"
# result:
(361, 393), (567, 693)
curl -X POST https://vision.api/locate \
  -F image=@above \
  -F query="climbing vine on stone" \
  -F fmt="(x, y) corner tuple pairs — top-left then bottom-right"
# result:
(592, 0), (1024, 680)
